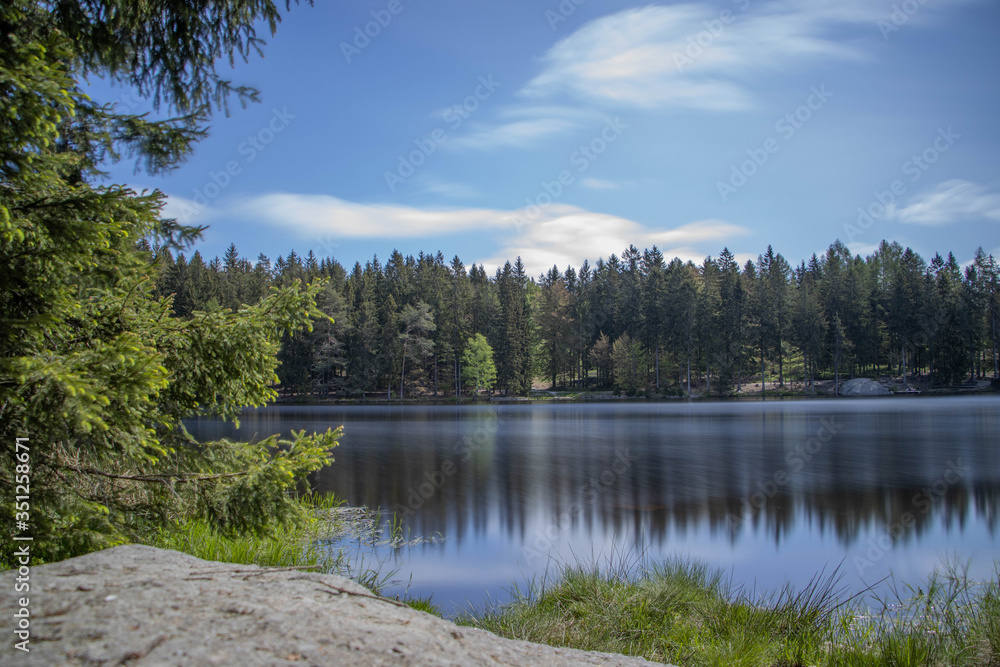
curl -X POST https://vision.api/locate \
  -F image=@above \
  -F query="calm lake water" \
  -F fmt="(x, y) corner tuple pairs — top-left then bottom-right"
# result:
(188, 396), (1000, 616)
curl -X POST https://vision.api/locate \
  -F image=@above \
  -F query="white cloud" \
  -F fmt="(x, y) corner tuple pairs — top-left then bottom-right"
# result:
(888, 180), (1000, 225)
(227, 193), (512, 237)
(448, 118), (579, 150)
(447, 105), (593, 150)
(520, 1), (970, 111)
(443, 0), (977, 151)
(478, 212), (751, 276)
(159, 193), (216, 226)
(581, 178), (641, 191)
(419, 179), (481, 199)
(845, 241), (883, 259)
(189, 192), (750, 277)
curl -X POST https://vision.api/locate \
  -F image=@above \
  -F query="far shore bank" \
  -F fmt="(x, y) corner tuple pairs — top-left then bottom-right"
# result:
(273, 376), (998, 405)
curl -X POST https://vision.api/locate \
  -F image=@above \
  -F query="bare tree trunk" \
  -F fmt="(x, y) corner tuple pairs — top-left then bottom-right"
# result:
(992, 305), (998, 378)
(686, 353), (691, 396)
(834, 330), (841, 395)
(901, 343), (906, 386)
(929, 344), (934, 389)
(778, 333), (784, 386)
(655, 344), (660, 390)
(706, 356), (710, 394)
(760, 344), (765, 395)
(399, 342), (406, 399)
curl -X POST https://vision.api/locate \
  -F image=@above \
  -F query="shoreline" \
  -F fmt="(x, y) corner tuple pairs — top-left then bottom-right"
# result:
(274, 379), (998, 405)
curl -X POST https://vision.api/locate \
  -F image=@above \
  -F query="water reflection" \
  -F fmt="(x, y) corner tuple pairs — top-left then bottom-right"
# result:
(188, 396), (1000, 613)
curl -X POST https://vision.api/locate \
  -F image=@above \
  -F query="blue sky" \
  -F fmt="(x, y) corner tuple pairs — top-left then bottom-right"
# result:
(96, 0), (1000, 276)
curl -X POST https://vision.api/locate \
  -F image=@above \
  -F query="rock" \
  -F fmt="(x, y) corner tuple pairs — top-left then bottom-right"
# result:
(837, 377), (890, 396)
(0, 545), (662, 666)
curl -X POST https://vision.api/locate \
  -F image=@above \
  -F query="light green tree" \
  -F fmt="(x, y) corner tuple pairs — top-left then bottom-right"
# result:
(462, 334), (497, 395)
(612, 333), (646, 396)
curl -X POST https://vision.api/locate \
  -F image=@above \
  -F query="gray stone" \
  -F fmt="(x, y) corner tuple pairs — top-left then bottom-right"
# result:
(0, 545), (663, 666)
(837, 377), (890, 396)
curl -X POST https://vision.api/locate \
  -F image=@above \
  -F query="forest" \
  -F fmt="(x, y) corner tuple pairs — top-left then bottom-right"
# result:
(149, 238), (1000, 398)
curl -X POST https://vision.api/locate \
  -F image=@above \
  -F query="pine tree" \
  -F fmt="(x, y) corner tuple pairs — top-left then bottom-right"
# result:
(538, 268), (575, 389)
(790, 261), (827, 389)
(697, 257), (721, 393)
(641, 247), (666, 389)
(664, 259), (698, 394)
(716, 248), (746, 393)
(0, 0), (337, 563)
(398, 301), (435, 398)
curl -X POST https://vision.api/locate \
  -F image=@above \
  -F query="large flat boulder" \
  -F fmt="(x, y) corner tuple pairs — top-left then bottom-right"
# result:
(0, 545), (661, 666)
(837, 377), (890, 396)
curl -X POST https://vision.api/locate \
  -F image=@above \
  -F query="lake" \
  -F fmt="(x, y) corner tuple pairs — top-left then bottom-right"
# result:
(188, 396), (1000, 616)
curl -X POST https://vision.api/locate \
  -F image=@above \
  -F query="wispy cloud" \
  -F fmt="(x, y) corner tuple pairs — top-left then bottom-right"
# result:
(478, 212), (751, 276)
(845, 241), (884, 259)
(888, 180), (1000, 225)
(227, 193), (511, 237)
(581, 178), (639, 191)
(184, 192), (750, 276)
(419, 179), (482, 199)
(520, 1), (971, 111)
(447, 105), (593, 150)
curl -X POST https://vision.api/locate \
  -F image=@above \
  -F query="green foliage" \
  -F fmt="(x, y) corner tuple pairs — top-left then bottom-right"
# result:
(460, 556), (1000, 667)
(403, 595), (444, 617)
(0, 0), (336, 565)
(461, 333), (497, 394)
(152, 515), (330, 570)
(611, 332), (645, 396)
(398, 300), (436, 397)
(153, 235), (997, 400)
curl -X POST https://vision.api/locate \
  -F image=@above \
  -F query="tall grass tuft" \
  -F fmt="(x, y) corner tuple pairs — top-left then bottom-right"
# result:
(146, 494), (397, 594)
(460, 553), (999, 666)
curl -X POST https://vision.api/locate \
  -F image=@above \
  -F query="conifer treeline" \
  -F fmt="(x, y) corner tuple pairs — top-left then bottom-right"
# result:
(146, 239), (1000, 397)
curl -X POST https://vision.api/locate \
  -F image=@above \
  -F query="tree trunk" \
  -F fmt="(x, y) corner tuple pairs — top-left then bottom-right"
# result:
(778, 333), (784, 387)
(760, 344), (765, 395)
(655, 344), (660, 390)
(399, 343), (406, 399)
(901, 343), (906, 386)
(834, 330), (841, 395)
(992, 305), (998, 378)
(686, 351), (691, 396)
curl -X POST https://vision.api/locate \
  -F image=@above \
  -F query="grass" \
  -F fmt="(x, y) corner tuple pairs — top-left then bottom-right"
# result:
(458, 553), (1000, 666)
(146, 494), (398, 595)
(403, 594), (444, 616)
(145, 504), (1000, 663)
